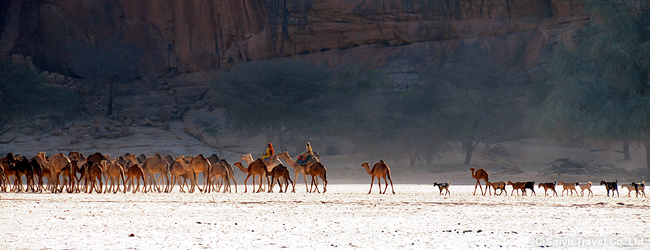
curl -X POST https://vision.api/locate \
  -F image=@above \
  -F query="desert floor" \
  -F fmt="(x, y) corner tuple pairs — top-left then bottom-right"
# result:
(1, 184), (648, 249)
(2, 120), (649, 248)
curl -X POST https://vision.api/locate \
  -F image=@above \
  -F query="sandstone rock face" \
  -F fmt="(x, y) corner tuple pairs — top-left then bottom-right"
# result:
(0, 0), (587, 76)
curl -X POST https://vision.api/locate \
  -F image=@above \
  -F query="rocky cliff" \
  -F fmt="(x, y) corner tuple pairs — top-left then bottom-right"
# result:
(1, 0), (588, 77)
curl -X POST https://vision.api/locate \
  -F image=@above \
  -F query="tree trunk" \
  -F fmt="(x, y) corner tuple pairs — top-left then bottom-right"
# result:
(645, 143), (650, 181)
(623, 141), (631, 160)
(463, 139), (476, 165)
(276, 127), (288, 152)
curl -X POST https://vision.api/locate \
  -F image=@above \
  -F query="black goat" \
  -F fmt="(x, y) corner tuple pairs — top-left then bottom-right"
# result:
(600, 180), (619, 197)
(523, 181), (536, 196)
(433, 182), (450, 196)
(632, 181), (646, 198)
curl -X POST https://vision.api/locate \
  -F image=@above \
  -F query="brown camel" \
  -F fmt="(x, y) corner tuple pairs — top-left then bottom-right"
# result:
(470, 168), (489, 195)
(277, 151), (311, 193)
(81, 161), (103, 193)
(234, 159), (267, 193)
(169, 156), (192, 193)
(208, 154), (236, 192)
(267, 164), (294, 193)
(188, 154), (211, 193)
(305, 162), (328, 193)
(206, 159), (231, 193)
(361, 161), (395, 194)
(125, 164), (146, 193)
(29, 156), (49, 192)
(35, 152), (73, 193)
(104, 159), (126, 194)
(241, 153), (280, 190)
(141, 154), (171, 193)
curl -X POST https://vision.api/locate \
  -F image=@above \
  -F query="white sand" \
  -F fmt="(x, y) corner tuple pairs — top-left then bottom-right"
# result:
(1, 185), (648, 249)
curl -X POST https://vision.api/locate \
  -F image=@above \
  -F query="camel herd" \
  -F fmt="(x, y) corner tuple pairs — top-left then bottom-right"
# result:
(467, 167), (647, 198)
(0, 151), (329, 194)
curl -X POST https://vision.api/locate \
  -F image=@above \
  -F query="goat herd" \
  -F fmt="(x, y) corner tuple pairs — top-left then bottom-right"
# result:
(0, 152), (647, 198)
(438, 167), (647, 198)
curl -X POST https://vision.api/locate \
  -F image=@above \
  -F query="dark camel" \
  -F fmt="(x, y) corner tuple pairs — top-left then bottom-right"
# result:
(361, 161), (395, 194)
(266, 164), (293, 193)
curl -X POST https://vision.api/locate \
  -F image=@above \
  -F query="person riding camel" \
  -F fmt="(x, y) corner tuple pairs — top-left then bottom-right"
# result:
(261, 143), (275, 165)
(297, 142), (319, 165)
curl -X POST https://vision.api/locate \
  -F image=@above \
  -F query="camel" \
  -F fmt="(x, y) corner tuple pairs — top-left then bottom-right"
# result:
(12, 156), (36, 192)
(169, 156), (192, 193)
(267, 164), (293, 193)
(125, 164), (146, 193)
(240, 153), (282, 190)
(206, 159), (231, 193)
(361, 161), (395, 194)
(305, 162), (328, 193)
(208, 154), (236, 192)
(234, 159), (267, 193)
(188, 154), (211, 193)
(140, 154), (171, 193)
(82, 161), (103, 193)
(277, 151), (312, 193)
(470, 168), (489, 195)
(29, 156), (49, 192)
(35, 152), (73, 193)
(104, 159), (126, 193)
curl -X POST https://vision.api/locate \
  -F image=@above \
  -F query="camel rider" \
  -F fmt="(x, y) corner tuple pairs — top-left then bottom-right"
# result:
(261, 143), (275, 165)
(297, 142), (319, 165)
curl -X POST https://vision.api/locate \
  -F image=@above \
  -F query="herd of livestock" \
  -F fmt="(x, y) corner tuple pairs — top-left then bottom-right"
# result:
(0, 152), (647, 198)
(0, 151), (327, 194)
(453, 167), (648, 198)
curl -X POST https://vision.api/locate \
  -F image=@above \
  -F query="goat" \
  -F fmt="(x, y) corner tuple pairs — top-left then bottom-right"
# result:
(557, 181), (578, 196)
(632, 181), (646, 198)
(621, 182), (645, 198)
(433, 182), (450, 196)
(600, 180), (619, 197)
(507, 181), (525, 196)
(538, 182), (558, 196)
(576, 181), (593, 197)
(486, 181), (507, 196)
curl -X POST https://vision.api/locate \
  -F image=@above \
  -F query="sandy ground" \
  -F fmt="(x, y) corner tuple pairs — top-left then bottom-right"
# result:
(2, 120), (649, 248)
(1, 184), (648, 249)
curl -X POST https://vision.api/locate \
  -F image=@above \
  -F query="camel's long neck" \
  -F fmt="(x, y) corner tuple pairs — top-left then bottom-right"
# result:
(362, 165), (373, 175)
(471, 169), (476, 178)
(279, 154), (298, 168)
(235, 164), (249, 174)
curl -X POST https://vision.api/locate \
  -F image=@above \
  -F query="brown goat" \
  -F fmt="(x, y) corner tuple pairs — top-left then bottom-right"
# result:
(558, 181), (578, 196)
(486, 181), (507, 196)
(507, 181), (526, 196)
(538, 182), (558, 196)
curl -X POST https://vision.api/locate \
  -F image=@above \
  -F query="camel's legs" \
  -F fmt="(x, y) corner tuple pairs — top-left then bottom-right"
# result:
(385, 176), (395, 194)
(243, 174), (251, 193)
(256, 175), (264, 193)
(368, 176), (375, 194)
(473, 180), (483, 195)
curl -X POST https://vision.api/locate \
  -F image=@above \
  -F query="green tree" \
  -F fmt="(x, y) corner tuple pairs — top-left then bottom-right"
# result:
(533, 0), (650, 180)
(211, 59), (332, 151)
(420, 52), (526, 165)
(0, 66), (81, 136)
